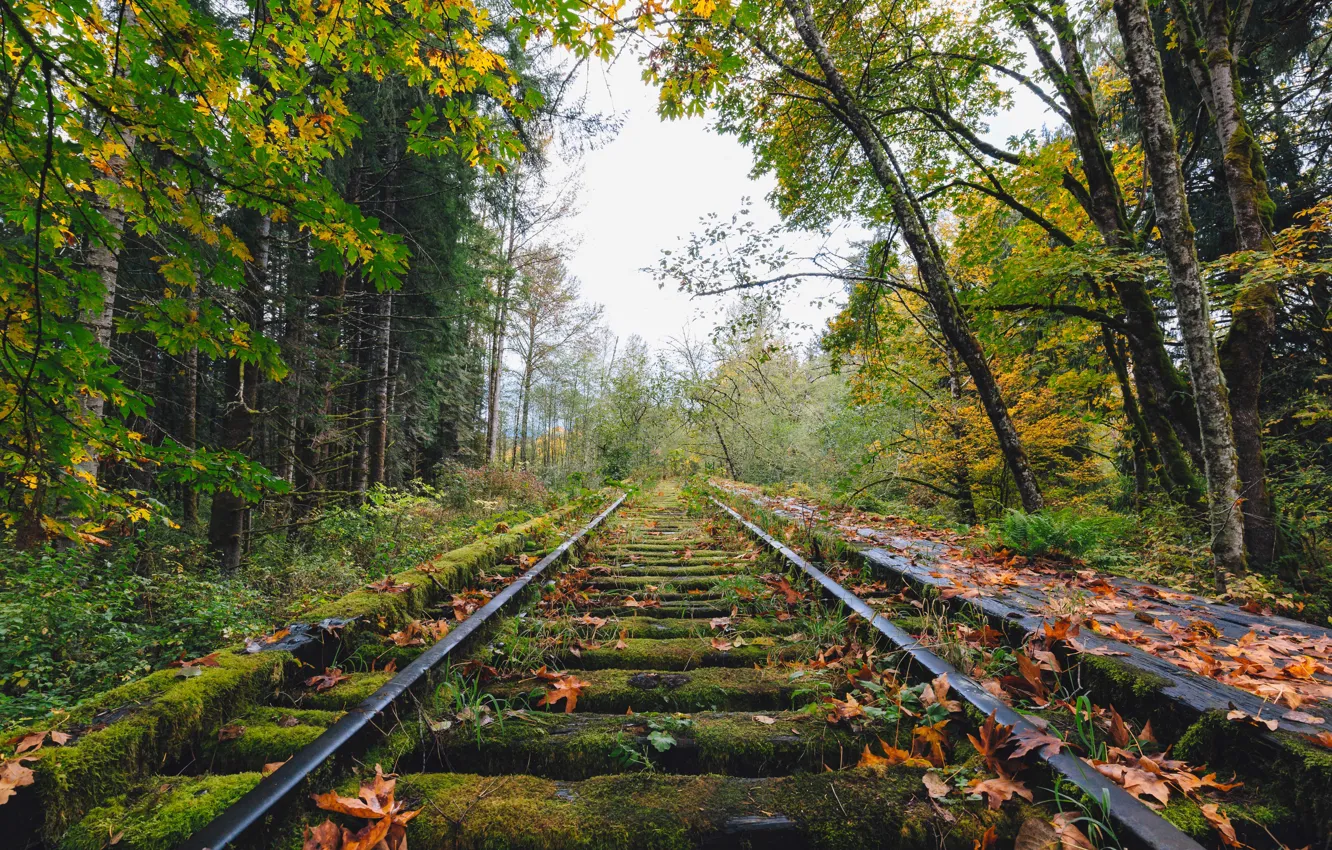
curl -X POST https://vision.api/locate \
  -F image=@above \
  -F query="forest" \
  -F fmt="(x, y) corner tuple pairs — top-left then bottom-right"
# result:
(1, 0), (1331, 848)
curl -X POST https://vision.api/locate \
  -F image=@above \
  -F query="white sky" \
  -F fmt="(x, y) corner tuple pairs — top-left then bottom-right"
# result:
(553, 47), (1052, 349)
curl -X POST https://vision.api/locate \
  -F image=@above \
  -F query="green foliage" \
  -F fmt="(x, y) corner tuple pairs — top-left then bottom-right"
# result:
(0, 478), (555, 728)
(0, 532), (267, 725)
(994, 509), (1130, 562)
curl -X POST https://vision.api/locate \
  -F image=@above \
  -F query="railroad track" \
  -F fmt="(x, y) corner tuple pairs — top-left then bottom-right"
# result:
(19, 484), (1241, 849)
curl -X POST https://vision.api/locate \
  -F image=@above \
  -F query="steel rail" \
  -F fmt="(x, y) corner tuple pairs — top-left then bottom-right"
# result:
(710, 496), (1205, 850)
(178, 493), (627, 850)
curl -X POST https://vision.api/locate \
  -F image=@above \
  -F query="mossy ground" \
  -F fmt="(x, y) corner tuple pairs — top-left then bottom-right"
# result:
(59, 773), (263, 850)
(486, 666), (842, 714)
(388, 769), (1025, 850)
(420, 710), (873, 778)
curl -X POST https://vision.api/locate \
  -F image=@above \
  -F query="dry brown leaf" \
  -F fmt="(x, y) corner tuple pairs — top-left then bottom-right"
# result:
(262, 759), (289, 777)
(1199, 804), (1240, 847)
(302, 820), (343, 850)
(969, 777), (1033, 809)
(305, 669), (351, 692)
(922, 771), (950, 799)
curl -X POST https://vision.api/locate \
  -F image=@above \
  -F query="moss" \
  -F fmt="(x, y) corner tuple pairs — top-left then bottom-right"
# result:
(342, 642), (427, 672)
(34, 650), (288, 841)
(1173, 712), (1326, 842)
(416, 711), (865, 778)
(391, 769), (1022, 850)
(557, 638), (813, 671)
(485, 667), (842, 714)
(540, 616), (796, 640)
(607, 564), (741, 577)
(296, 671), (393, 710)
(587, 576), (732, 591)
(296, 503), (579, 630)
(202, 718), (331, 773)
(1073, 654), (1171, 718)
(59, 773), (263, 850)
(584, 602), (732, 619)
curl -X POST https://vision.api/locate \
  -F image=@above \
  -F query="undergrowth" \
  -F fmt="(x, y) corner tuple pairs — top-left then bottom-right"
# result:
(0, 469), (558, 728)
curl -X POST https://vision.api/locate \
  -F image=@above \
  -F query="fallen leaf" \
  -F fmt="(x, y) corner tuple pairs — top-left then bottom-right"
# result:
(922, 771), (950, 799)
(302, 821), (342, 850)
(1010, 726), (1069, 760)
(1283, 710), (1325, 725)
(967, 711), (1014, 776)
(538, 673), (590, 713)
(366, 575), (412, 594)
(262, 759), (289, 777)
(305, 669), (351, 692)
(1051, 812), (1095, 850)
(969, 777), (1033, 809)
(14, 733), (45, 754)
(217, 724), (246, 741)
(1199, 804), (1240, 847)
(913, 720), (950, 768)
(753, 715), (777, 725)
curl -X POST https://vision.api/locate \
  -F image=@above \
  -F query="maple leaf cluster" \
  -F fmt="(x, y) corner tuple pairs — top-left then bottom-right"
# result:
(386, 619), (450, 647)
(304, 765), (418, 850)
(450, 589), (493, 621)
(531, 666), (589, 713)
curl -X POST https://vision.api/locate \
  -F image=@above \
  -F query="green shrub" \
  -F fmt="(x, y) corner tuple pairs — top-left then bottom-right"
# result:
(0, 476), (561, 728)
(995, 508), (1129, 562)
(0, 534), (267, 725)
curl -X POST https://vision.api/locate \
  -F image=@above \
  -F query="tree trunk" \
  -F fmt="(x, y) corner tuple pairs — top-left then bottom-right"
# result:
(783, 0), (1043, 512)
(182, 305), (199, 528)
(1014, 4), (1206, 498)
(1114, 0), (1246, 585)
(208, 214), (269, 569)
(1171, 0), (1281, 569)
(76, 5), (138, 484)
(945, 348), (978, 525)
(368, 290), (392, 486)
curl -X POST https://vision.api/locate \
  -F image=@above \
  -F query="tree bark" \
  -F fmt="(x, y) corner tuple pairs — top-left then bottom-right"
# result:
(945, 348), (978, 525)
(782, 0), (1044, 512)
(1166, 0), (1281, 568)
(1114, 0), (1246, 585)
(182, 292), (199, 528)
(1012, 2), (1205, 503)
(75, 2), (140, 485)
(208, 214), (269, 569)
(368, 289), (392, 486)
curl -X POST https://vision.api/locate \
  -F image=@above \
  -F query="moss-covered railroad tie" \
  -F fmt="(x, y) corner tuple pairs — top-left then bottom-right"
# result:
(42, 484), (1210, 849)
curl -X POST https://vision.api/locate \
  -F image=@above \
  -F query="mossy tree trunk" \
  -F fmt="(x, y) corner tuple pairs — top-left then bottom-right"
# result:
(1166, 0), (1281, 568)
(781, 0), (1044, 513)
(1009, 0), (1205, 509)
(1114, 0), (1247, 587)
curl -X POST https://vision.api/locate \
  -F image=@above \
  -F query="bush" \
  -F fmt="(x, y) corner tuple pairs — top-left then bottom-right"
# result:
(0, 534), (267, 724)
(995, 508), (1129, 562)
(0, 474), (561, 727)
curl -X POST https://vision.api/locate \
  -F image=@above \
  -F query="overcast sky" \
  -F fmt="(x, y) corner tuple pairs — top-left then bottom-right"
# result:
(553, 48), (1051, 349)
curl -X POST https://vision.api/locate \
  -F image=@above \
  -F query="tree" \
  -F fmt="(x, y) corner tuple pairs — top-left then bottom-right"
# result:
(643, 0), (1045, 512)
(1114, 0), (1247, 585)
